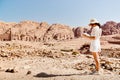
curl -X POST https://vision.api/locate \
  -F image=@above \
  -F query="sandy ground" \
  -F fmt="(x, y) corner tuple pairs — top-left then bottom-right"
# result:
(0, 56), (120, 80)
(0, 38), (120, 80)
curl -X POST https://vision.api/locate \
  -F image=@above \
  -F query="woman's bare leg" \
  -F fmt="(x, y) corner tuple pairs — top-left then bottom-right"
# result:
(92, 52), (100, 71)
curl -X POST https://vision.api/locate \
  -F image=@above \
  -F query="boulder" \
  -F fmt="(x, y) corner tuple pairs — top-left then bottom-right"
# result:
(73, 27), (84, 38)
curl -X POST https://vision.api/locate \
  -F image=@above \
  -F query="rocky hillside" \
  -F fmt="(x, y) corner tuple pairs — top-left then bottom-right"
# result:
(0, 20), (120, 41)
(73, 21), (120, 38)
(0, 21), (74, 41)
(101, 21), (120, 35)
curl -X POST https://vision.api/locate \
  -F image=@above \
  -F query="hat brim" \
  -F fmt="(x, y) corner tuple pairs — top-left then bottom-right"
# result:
(89, 22), (99, 25)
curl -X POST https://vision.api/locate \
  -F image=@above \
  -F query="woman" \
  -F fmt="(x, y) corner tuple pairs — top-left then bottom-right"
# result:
(82, 18), (102, 74)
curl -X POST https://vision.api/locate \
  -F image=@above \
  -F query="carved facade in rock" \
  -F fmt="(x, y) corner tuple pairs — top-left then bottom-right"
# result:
(0, 21), (74, 41)
(0, 22), (16, 41)
(43, 24), (74, 41)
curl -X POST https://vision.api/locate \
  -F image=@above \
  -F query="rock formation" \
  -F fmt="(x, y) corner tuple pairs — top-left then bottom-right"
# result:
(72, 27), (84, 38)
(11, 21), (40, 41)
(44, 24), (74, 41)
(0, 20), (120, 40)
(34, 22), (49, 42)
(73, 21), (120, 38)
(0, 22), (16, 41)
(101, 21), (119, 35)
(0, 21), (74, 41)
(73, 27), (90, 38)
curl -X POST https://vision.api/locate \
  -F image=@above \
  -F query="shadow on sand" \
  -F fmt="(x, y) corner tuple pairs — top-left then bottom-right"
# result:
(34, 72), (88, 78)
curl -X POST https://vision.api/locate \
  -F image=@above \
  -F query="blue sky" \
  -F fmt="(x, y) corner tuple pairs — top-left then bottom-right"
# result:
(0, 0), (120, 27)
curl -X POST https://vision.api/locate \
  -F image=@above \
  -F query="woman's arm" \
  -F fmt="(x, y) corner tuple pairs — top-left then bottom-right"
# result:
(82, 33), (95, 40)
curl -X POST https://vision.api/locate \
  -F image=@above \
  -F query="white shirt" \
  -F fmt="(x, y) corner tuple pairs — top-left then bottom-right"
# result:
(90, 26), (102, 52)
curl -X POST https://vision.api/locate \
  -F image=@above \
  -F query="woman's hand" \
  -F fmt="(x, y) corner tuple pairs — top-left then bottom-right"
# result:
(82, 33), (89, 38)
(82, 33), (95, 40)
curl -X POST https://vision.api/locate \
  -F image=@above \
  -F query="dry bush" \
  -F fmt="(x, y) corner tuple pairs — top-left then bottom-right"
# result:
(79, 43), (90, 54)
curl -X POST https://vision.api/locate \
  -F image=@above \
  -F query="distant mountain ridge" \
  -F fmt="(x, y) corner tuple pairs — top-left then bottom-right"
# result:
(0, 21), (74, 41)
(0, 20), (119, 41)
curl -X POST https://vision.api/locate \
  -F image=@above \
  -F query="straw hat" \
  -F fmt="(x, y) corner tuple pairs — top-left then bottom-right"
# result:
(89, 18), (99, 24)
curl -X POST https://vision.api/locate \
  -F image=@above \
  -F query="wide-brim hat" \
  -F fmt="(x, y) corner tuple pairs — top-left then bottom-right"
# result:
(89, 18), (99, 24)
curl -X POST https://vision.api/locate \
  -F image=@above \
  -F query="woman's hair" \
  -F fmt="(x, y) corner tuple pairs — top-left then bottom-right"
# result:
(95, 23), (101, 28)
(89, 23), (101, 28)
(89, 23), (101, 27)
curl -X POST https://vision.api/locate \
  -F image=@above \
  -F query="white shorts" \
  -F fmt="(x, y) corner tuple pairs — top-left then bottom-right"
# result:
(90, 39), (101, 52)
